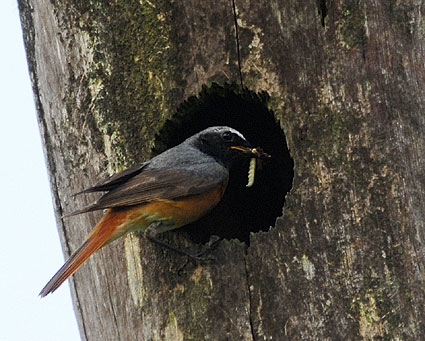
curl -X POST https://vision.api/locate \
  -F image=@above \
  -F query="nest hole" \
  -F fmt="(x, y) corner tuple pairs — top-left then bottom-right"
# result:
(153, 83), (294, 244)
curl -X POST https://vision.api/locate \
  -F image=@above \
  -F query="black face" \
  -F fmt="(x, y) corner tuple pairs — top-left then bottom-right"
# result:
(193, 126), (252, 167)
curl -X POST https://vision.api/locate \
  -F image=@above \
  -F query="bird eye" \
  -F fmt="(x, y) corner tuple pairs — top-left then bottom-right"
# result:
(221, 131), (233, 141)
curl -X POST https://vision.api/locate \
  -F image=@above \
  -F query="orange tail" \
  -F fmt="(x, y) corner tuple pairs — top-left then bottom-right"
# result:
(39, 209), (126, 297)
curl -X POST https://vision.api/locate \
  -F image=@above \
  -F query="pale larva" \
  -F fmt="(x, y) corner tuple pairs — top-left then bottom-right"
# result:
(246, 157), (256, 187)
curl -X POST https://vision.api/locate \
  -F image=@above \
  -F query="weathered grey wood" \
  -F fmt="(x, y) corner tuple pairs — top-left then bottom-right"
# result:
(240, 1), (425, 339)
(19, 0), (425, 340)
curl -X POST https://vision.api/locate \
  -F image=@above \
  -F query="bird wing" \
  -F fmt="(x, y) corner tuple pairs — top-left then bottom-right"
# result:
(73, 161), (150, 195)
(66, 162), (228, 216)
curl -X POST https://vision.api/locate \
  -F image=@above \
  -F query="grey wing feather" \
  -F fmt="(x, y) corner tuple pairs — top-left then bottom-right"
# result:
(65, 162), (228, 217)
(73, 161), (150, 195)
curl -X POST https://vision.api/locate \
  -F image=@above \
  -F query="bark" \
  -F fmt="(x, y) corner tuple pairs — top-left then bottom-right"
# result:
(19, 0), (425, 340)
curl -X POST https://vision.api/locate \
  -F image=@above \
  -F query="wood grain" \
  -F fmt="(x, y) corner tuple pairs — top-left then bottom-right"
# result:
(19, 0), (425, 339)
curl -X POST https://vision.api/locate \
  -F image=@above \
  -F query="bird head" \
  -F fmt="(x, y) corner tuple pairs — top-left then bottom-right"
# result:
(192, 126), (264, 168)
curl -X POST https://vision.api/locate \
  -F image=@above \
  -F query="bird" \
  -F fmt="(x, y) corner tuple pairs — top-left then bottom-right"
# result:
(39, 126), (265, 297)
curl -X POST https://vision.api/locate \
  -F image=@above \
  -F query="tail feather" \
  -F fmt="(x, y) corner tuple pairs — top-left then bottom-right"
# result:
(39, 209), (122, 297)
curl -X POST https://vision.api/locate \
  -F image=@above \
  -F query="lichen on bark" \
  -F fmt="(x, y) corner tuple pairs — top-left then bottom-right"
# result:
(72, 0), (181, 170)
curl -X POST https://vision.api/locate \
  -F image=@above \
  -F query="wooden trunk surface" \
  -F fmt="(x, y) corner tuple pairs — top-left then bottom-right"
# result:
(19, 0), (425, 339)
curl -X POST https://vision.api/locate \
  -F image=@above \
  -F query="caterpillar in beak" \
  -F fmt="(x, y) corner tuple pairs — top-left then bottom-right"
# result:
(246, 157), (256, 187)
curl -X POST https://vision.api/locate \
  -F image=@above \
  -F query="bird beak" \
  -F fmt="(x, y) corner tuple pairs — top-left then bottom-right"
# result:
(231, 146), (270, 159)
(230, 146), (254, 154)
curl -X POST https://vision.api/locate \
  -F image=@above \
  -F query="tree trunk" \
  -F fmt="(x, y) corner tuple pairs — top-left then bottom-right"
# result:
(19, 0), (425, 340)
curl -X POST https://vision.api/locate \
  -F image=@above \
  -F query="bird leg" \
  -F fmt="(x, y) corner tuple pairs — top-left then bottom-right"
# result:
(145, 222), (220, 260)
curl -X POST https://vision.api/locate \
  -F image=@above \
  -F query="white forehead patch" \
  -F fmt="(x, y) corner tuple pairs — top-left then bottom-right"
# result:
(213, 126), (245, 139)
(228, 127), (245, 140)
(209, 126), (246, 140)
